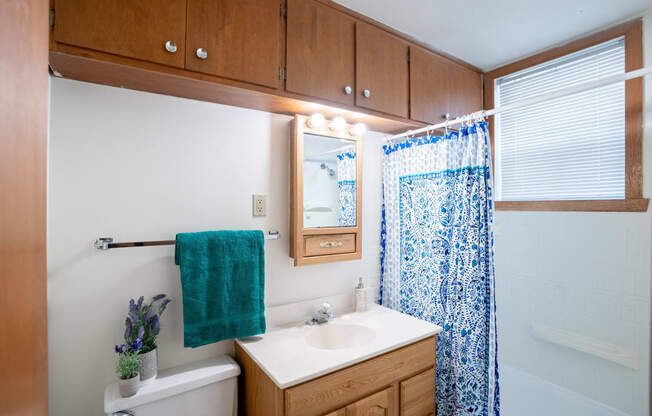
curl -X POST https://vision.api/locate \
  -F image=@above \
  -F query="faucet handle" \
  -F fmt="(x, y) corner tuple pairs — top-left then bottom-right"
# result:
(318, 302), (332, 314)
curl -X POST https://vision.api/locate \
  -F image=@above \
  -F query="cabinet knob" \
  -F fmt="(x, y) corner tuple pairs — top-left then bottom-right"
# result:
(362, 89), (371, 98)
(165, 41), (178, 53)
(344, 85), (352, 95)
(196, 48), (208, 60)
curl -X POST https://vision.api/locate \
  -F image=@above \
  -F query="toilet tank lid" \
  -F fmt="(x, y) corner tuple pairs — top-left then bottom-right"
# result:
(104, 355), (240, 414)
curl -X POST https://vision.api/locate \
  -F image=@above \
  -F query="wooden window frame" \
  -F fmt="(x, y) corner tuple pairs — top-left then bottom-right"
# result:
(484, 19), (648, 212)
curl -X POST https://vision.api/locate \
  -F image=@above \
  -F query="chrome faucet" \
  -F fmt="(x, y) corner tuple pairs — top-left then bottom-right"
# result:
(306, 302), (334, 325)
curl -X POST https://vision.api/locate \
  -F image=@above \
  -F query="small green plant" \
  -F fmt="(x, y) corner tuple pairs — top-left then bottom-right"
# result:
(115, 351), (141, 380)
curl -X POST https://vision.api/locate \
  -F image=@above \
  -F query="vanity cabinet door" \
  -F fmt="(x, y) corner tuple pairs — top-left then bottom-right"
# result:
(286, 0), (356, 106)
(324, 410), (346, 416)
(345, 386), (397, 416)
(410, 46), (482, 123)
(355, 22), (409, 118)
(400, 367), (436, 416)
(53, 0), (187, 68)
(185, 0), (282, 88)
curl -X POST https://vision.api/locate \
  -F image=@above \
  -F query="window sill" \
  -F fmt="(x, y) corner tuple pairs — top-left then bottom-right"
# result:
(495, 199), (649, 212)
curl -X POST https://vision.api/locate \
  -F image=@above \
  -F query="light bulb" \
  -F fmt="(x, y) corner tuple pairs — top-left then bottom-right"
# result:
(351, 123), (366, 136)
(329, 116), (346, 131)
(307, 113), (325, 128)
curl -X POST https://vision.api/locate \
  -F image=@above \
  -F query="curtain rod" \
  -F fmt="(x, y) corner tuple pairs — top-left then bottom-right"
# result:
(387, 66), (652, 142)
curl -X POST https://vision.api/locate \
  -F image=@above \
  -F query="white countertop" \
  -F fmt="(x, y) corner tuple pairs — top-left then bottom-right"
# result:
(236, 304), (442, 389)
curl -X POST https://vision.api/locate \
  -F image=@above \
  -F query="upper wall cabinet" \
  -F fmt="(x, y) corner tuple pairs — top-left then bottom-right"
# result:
(410, 46), (483, 123)
(356, 22), (409, 118)
(53, 0), (187, 68)
(185, 0), (282, 88)
(286, 0), (356, 106)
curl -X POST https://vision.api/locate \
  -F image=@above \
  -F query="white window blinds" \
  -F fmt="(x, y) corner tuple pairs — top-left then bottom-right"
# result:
(495, 37), (626, 201)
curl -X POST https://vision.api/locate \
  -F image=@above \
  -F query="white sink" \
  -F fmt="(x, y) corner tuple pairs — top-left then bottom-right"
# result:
(306, 323), (376, 350)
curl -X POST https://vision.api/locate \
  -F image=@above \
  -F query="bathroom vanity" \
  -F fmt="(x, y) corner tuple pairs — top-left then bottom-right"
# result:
(235, 305), (442, 416)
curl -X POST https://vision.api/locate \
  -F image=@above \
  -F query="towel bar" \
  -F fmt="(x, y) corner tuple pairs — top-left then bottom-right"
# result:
(94, 230), (280, 250)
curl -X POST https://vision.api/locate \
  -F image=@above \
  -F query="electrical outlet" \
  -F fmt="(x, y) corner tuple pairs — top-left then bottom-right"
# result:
(252, 194), (266, 216)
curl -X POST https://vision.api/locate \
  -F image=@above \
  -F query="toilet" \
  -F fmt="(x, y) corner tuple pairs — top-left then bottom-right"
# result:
(104, 355), (240, 416)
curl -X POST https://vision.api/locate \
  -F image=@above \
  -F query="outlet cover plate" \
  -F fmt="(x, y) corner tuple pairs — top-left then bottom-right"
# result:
(252, 194), (266, 216)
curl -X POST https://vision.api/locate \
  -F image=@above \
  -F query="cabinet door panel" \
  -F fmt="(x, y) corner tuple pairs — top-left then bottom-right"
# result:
(345, 386), (397, 416)
(286, 0), (355, 105)
(324, 409), (346, 416)
(186, 0), (281, 88)
(356, 22), (409, 118)
(54, 0), (187, 68)
(410, 47), (482, 123)
(400, 367), (436, 416)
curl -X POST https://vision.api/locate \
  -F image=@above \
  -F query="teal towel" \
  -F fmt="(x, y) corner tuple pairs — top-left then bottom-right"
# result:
(175, 230), (266, 348)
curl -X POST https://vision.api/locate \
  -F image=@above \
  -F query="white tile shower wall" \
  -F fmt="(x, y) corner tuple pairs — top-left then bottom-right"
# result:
(47, 78), (383, 416)
(494, 12), (652, 416)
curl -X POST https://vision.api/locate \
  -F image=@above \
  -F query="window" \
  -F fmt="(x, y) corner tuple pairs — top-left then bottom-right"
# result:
(496, 38), (625, 201)
(485, 20), (646, 211)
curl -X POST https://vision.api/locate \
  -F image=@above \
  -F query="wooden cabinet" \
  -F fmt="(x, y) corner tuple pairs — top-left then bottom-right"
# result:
(50, 0), (483, 134)
(410, 46), (482, 124)
(286, 0), (356, 106)
(185, 0), (282, 88)
(290, 115), (363, 266)
(236, 336), (436, 416)
(53, 0), (187, 68)
(400, 368), (436, 416)
(356, 22), (409, 118)
(345, 386), (397, 416)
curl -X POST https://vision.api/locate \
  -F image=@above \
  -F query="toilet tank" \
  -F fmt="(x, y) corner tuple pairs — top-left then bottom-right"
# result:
(104, 355), (240, 416)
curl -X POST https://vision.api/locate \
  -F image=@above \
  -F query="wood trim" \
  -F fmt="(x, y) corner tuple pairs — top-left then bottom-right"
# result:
(495, 199), (649, 212)
(0, 0), (49, 414)
(624, 20), (643, 199)
(484, 19), (645, 212)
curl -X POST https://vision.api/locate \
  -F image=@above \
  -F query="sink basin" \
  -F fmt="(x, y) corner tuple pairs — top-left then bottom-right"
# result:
(306, 323), (376, 350)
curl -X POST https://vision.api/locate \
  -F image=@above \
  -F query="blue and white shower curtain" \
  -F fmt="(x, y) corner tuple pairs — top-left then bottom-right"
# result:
(380, 122), (499, 416)
(337, 151), (356, 226)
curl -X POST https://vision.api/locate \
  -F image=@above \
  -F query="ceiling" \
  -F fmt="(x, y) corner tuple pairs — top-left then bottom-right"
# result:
(333, 0), (652, 71)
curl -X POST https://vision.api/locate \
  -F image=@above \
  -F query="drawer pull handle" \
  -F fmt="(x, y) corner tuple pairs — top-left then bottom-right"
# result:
(320, 241), (343, 248)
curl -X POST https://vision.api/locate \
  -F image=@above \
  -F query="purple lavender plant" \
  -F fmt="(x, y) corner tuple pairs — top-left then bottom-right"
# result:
(115, 294), (171, 355)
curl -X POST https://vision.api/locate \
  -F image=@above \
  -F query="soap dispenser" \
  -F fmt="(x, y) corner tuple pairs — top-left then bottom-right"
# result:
(355, 277), (367, 312)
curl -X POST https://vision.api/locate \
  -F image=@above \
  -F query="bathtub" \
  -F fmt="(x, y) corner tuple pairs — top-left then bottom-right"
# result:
(499, 364), (631, 416)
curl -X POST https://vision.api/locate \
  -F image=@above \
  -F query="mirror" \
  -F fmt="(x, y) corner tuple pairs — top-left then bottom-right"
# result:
(302, 133), (357, 228)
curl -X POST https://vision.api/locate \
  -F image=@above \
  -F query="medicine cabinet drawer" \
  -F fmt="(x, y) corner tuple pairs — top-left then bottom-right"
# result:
(304, 233), (356, 257)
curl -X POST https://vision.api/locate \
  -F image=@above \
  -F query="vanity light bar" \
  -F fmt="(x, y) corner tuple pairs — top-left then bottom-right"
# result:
(306, 113), (366, 136)
(94, 230), (280, 250)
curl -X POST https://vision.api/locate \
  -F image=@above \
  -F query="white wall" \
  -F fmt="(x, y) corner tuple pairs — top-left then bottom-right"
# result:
(494, 12), (652, 416)
(47, 78), (384, 416)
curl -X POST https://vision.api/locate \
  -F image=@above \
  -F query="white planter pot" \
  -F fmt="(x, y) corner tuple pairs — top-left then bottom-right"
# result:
(118, 373), (140, 397)
(139, 348), (158, 381)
